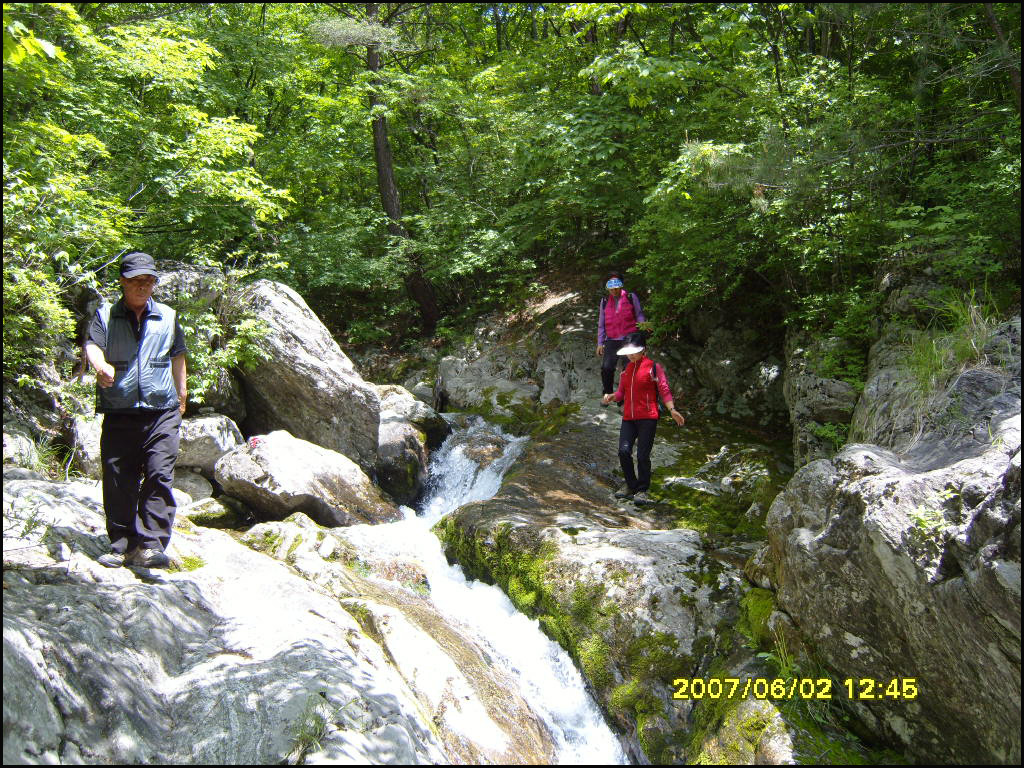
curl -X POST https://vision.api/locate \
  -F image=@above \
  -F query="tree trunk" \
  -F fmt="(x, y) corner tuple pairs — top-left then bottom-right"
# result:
(365, 3), (440, 333)
(983, 3), (1021, 112)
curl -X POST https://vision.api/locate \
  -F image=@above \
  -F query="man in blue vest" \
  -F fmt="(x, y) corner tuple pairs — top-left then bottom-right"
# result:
(84, 252), (188, 569)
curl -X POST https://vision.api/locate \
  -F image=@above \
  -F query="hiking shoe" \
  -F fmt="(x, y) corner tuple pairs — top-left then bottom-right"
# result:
(632, 491), (652, 505)
(614, 488), (636, 499)
(97, 551), (126, 568)
(130, 548), (170, 569)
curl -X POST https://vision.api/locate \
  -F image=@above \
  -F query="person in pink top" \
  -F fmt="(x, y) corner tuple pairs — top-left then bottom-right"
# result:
(601, 332), (685, 504)
(596, 271), (646, 397)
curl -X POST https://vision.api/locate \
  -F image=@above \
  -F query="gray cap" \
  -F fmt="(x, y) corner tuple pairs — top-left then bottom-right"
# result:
(120, 252), (158, 278)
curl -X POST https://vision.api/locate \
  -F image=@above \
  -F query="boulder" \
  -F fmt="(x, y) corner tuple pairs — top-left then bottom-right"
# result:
(152, 259), (226, 310)
(178, 415), (244, 477)
(172, 467), (213, 502)
(374, 385), (449, 505)
(3, 422), (38, 470)
(434, 423), (872, 763)
(437, 354), (539, 415)
(236, 280), (381, 469)
(69, 412), (103, 479)
(783, 331), (859, 468)
(434, 424), (747, 763)
(766, 334), (1021, 764)
(214, 430), (400, 527)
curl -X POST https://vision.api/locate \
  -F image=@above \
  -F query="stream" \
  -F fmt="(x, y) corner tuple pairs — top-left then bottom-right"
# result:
(341, 417), (628, 764)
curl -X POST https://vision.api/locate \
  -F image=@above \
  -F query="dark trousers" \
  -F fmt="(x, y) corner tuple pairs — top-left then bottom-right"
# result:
(100, 408), (181, 554)
(601, 338), (627, 394)
(619, 418), (658, 492)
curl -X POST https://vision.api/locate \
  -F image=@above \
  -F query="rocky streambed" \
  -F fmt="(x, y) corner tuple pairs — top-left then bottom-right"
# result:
(4, 263), (1020, 765)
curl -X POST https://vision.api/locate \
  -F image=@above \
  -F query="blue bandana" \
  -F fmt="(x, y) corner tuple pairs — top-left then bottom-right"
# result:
(606, 278), (624, 289)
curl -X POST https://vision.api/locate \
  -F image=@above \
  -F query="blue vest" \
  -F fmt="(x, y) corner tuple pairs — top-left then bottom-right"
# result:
(96, 299), (179, 413)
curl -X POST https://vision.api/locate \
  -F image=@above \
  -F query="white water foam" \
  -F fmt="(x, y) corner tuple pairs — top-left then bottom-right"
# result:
(342, 418), (627, 764)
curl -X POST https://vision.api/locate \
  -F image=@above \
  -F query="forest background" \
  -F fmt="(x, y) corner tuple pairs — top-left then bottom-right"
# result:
(4, 2), (1021, 406)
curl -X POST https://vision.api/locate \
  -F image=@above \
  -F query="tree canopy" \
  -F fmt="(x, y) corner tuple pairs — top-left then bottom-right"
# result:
(4, 2), (1020, 385)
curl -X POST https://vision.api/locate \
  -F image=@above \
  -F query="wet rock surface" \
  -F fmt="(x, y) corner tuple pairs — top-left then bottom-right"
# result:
(374, 384), (449, 505)
(434, 423), (838, 763)
(3, 479), (446, 765)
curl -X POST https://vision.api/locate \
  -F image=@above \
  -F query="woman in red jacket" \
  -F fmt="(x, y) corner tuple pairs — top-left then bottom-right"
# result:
(601, 332), (685, 504)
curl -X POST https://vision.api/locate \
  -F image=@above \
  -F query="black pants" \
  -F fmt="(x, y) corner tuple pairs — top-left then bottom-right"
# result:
(601, 338), (627, 395)
(619, 418), (658, 492)
(100, 408), (181, 554)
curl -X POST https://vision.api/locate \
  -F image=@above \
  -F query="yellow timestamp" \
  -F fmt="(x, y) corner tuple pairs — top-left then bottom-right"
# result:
(672, 677), (919, 701)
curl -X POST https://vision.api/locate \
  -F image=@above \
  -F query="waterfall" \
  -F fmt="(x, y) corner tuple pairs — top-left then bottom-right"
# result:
(342, 418), (627, 765)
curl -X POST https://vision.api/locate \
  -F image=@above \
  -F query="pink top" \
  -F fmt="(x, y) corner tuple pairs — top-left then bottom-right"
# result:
(599, 291), (645, 344)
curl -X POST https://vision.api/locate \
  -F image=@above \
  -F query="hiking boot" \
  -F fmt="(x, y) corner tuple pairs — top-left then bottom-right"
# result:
(632, 491), (652, 505)
(130, 548), (170, 569)
(97, 551), (126, 568)
(614, 488), (636, 499)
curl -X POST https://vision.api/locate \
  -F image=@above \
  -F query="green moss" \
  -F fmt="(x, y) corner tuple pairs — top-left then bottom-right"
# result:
(168, 554), (205, 572)
(285, 533), (304, 564)
(654, 483), (769, 539)
(244, 528), (284, 554)
(637, 711), (677, 764)
(578, 634), (612, 690)
(340, 600), (384, 645)
(737, 587), (776, 650)
(436, 512), (701, 764)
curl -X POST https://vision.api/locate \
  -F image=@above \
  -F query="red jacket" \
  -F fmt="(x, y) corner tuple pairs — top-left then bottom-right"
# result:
(614, 356), (674, 420)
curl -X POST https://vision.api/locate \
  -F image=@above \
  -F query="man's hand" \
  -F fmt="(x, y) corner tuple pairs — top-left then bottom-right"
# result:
(178, 394), (187, 415)
(596, 345), (604, 357)
(96, 362), (116, 388)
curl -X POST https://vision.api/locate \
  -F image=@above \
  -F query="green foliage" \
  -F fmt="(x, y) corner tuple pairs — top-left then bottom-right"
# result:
(289, 694), (332, 759)
(4, 1), (1020, 377)
(903, 287), (1005, 395)
(2, 263), (75, 382)
(808, 422), (850, 454)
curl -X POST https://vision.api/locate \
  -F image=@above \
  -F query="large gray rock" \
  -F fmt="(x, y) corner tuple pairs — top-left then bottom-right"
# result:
(437, 354), (540, 415)
(767, 371), (1021, 764)
(2, 478), (448, 765)
(178, 414), (244, 476)
(214, 430), (400, 527)
(69, 411), (103, 479)
(783, 331), (858, 467)
(172, 467), (213, 502)
(3, 421), (39, 470)
(374, 385), (450, 505)
(237, 280), (381, 469)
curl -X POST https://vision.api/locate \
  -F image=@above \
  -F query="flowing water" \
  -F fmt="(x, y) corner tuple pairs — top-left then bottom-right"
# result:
(341, 418), (628, 765)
